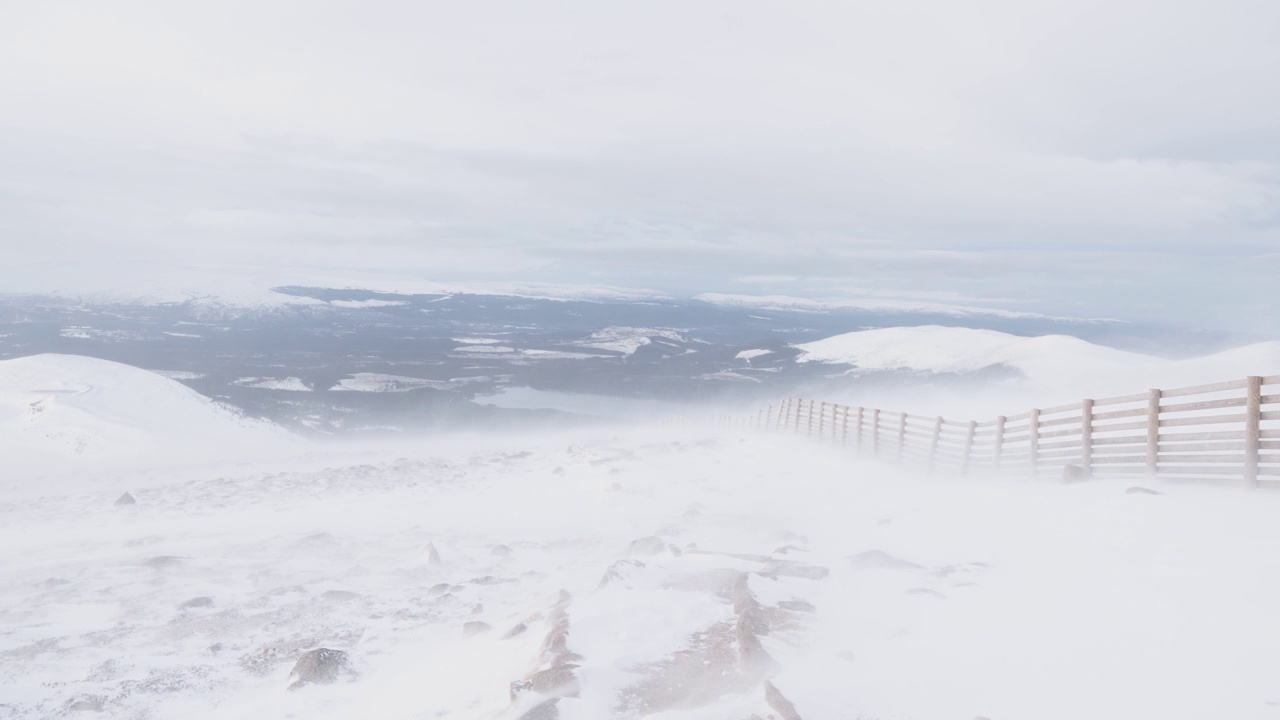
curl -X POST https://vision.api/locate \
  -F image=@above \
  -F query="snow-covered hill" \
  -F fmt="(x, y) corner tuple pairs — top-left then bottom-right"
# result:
(796, 325), (1148, 377)
(0, 354), (293, 466)
(797, 325), (1280, 389)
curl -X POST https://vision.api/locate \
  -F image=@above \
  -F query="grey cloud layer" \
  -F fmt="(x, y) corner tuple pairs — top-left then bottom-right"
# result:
(1, 0), (1278, 331)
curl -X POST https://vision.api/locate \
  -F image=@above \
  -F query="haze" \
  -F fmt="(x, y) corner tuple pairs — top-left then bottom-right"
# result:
(3, 1), (1279, 331)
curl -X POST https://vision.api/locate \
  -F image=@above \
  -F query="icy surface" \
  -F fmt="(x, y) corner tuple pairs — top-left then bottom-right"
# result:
(3, 428), (1280, 719)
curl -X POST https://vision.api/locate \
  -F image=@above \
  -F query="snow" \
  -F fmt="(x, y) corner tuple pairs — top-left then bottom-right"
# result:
(0, 261), (671, 308)
(0, 354), (294, 475)
(329, 373), (453, 392)
(577, 327), (687, 355)
(233, 377), (312, 391)
(3, 427), (1280, 719)
(735, 349), (772, 361)
(328, 299), (408, 309)
(797, 325), (1149, 379)
(696, 293), (1113, 323)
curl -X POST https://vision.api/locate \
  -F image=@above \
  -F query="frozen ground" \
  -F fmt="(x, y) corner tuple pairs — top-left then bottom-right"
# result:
(3, 428), (1280, 719)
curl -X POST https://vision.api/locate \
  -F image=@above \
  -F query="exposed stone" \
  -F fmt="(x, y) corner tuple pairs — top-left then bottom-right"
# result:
(848, 549), (922, 570)
(425, 542), (443, 566)
(180, 596), (214, 609)
(1061, 464), (1092, 483)
(287, 648), (351, 690)
(764, 681), (803, 720)
(463, 621), (493, 637)
(517, 698), (560, 720)
(529, 664), (580, 697)
(778, 599), (817, 614)
(114, 492), (136, 506)
(503, 623), (528, 639)
(628, 536), (667, 556)
(598, 559), (646, 589)
(67, 696), (104, 712)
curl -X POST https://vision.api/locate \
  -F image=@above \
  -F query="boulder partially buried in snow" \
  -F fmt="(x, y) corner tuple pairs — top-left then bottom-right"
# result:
(287, 648), (352, 690)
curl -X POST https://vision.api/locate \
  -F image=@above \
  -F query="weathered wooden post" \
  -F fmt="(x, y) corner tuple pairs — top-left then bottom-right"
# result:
(1081, 399), (1094, 475)
(818, 401), (827, 441)
(927, 416), (943, 473)
(994, 415), (1006, 473)
(1246, 376), (1262, 489)
(793, 399), (803, 434)
(1029, 408), (1040, 478)
(896, 413), (907, 463)
(1146, 389), (1161, 477)
(855, 407), (865, 450)
(962, 420), (977, 475)
(841, 406), (850, 445)
(871, 409), (881, 457)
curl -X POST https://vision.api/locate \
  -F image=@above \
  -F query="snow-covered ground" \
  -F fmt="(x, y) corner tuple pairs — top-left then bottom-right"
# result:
(0, 354), (294, 472)
(4, 426), (1280, 719)
(794, 326), (1280, 419)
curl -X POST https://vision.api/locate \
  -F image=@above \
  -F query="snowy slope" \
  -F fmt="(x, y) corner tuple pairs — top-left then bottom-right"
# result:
(0, 354), (292, 464)
(796, 325), (1151, 378)
(2, 429), (1279, 719)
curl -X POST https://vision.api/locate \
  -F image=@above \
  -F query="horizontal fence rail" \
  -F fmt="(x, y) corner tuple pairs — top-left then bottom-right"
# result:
(670, 375), (1280, 489)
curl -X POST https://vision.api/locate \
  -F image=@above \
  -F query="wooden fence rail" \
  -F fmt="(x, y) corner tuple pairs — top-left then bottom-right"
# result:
(669, 375), (1280, 489)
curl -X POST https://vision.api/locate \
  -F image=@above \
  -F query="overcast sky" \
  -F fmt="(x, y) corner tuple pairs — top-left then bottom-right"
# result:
(2, 1), (1278, 330)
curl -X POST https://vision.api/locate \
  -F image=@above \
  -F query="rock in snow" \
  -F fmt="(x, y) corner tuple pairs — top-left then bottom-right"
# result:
(287, 648), (352, 690)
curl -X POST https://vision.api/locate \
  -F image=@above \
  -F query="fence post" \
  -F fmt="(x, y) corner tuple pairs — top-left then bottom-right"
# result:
(1146, 389), (1161, 477)
(962, 420), (976, 475)
(1246, 375), (1262, 489)
(841, 406), (849, 445)
(928, 416), (942, 473)
(1029, 408), (1040, 478)
(793, 399), (802, 434)
(818, 402), (826, 441)
(994, 416), (1006, 473)
(1081, 399), (1093, 475)
(871, 409), (880, 457)
(855, 407), (865, 450)
(896, 413), (907, 462)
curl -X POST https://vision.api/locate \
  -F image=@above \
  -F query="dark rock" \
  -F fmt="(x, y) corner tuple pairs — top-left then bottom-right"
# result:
(764, 680), (803, 720)
(463, 621), (493, 637)
(425, 542), (443, 566)
(517, 698), (560, 720)
(628, 536), (666, 556)
(1061, 464), (1092, 483)
(1125, 486), (1161, 495)
(848, 550), (922, 570)
(530, 664), (580, 697)
(180, 596), (214, 609)
(287, 648), (351, 690)
(778, 599), (817, 614)
(114, 492), (136, 506)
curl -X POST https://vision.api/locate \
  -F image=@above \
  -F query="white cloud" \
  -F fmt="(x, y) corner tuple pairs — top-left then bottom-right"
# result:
(0, 0), (1278, 331)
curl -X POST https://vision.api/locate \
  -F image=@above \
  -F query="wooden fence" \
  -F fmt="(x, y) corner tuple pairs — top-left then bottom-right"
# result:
(683, 375), (1280, 489)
